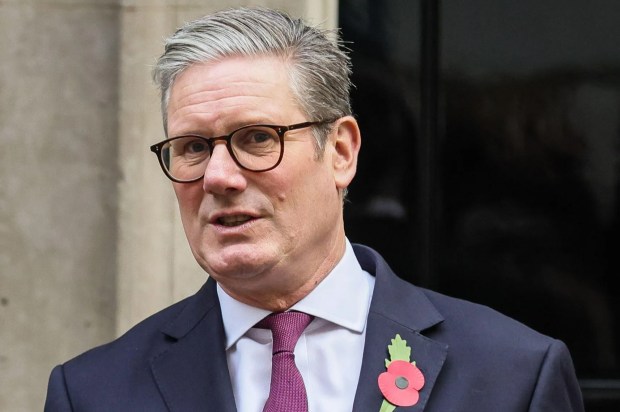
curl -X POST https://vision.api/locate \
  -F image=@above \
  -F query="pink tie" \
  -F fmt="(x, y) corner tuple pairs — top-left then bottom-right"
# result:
(257, 311), (314, 412)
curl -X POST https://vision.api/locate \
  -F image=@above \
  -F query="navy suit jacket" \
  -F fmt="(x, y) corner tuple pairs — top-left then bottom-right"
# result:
(45, 244), (584, 411)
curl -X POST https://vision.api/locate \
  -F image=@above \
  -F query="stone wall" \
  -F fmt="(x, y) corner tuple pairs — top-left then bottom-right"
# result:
(0, 0), (336, 410)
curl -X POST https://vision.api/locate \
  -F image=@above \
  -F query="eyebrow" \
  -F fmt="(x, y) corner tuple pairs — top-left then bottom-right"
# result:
(171, 118), (283, 138)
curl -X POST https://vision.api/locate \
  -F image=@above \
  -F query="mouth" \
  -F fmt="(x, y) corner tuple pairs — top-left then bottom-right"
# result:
(215, 215), (255, 227)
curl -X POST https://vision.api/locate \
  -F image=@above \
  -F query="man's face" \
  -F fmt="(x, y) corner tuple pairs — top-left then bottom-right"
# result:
(166, 56), (352, 308)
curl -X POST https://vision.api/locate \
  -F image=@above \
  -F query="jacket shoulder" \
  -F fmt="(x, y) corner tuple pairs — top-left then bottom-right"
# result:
(421, 287), (553, 349)
(62, 281), (212, 376)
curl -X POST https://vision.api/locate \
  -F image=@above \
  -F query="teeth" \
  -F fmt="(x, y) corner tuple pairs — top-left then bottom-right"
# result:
(217, 215), (252, 227)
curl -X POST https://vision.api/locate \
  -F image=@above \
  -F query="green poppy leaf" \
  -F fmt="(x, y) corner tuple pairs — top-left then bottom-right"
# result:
(379, 399), (397, 412)
(387, 334), (411, 362)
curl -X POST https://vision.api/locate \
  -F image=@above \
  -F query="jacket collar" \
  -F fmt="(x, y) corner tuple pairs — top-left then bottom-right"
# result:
(352, 244), (448, 411)
(151, 279), (237, 412)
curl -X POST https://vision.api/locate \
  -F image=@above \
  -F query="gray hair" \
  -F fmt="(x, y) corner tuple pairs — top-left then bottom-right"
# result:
(152, 7), (353, 152)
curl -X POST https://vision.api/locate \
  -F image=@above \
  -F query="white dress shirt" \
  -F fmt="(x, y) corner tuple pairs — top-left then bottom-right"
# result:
(217, 239), (375, 412)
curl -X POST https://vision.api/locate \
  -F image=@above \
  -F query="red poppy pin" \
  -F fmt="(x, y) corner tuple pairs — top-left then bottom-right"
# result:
(378, 334), (425, 411)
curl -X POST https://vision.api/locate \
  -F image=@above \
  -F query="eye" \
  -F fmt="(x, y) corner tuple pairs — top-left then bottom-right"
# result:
(170, 137), (208, 157)
(249, 131), (273, 144)
(186, 139), (208, 154)
(234, 127), (279, 147)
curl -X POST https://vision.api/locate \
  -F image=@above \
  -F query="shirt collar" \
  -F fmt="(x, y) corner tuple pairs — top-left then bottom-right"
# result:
(217, 239), (374, 350)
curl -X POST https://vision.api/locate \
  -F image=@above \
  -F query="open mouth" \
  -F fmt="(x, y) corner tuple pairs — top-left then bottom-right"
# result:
(217, 215), (254, 227)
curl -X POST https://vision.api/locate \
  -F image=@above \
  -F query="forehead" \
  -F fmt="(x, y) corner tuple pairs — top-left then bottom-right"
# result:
(167, 56), (300, 134)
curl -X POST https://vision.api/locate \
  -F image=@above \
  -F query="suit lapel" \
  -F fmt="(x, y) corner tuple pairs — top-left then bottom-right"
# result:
(150, 279), (237, 412)
(353, 245), (449, 411)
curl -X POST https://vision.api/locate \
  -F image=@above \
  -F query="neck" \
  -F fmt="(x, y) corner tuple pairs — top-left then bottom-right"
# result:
(220, 232), (347, 312)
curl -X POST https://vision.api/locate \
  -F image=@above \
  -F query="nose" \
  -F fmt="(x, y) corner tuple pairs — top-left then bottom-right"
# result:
(202, 142), (247, 195)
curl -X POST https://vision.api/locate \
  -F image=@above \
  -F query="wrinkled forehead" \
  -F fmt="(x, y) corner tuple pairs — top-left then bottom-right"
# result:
(166, 56), (303, 135)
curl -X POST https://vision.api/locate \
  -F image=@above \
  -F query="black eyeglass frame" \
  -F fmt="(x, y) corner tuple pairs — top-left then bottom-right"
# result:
(150, 120), (335, 183)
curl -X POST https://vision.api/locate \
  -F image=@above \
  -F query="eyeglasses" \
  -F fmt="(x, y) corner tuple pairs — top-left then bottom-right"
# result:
(150, 120), (333, 183)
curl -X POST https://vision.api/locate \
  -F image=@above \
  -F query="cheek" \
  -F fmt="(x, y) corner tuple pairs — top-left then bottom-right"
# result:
(173, 184), (204, 229)
(275, 191), (287, 203)
(273, 164), (335, 219)
(174, 182), (201, 206)
(266, 172), (306, 229)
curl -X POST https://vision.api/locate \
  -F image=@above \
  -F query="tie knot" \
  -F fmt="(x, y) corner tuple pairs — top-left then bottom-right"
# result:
(257, 311), (313, 353)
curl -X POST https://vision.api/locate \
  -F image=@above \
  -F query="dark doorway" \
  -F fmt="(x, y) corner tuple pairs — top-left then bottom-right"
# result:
(340, 1), (620, 409)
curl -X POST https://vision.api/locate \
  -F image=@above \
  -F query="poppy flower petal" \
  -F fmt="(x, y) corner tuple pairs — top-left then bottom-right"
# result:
(386, 360), (416, 376)
(378, 364), (423, 406)
(410, 365), (425, 390)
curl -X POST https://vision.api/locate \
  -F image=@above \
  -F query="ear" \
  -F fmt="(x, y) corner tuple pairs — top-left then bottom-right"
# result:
(329, 116), (361, 191)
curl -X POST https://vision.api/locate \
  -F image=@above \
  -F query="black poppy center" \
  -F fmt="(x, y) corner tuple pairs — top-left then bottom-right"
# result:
(395, 376), (409, 389)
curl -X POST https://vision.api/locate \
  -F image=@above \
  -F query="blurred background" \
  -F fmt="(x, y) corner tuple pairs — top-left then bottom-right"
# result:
(1, 0), (618, 410)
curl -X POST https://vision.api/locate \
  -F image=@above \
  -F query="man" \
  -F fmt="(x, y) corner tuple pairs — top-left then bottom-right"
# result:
(45, 7), (584, 412)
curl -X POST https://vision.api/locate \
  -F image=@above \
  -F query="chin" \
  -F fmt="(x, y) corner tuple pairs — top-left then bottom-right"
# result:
(198, 243), (279, 281)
